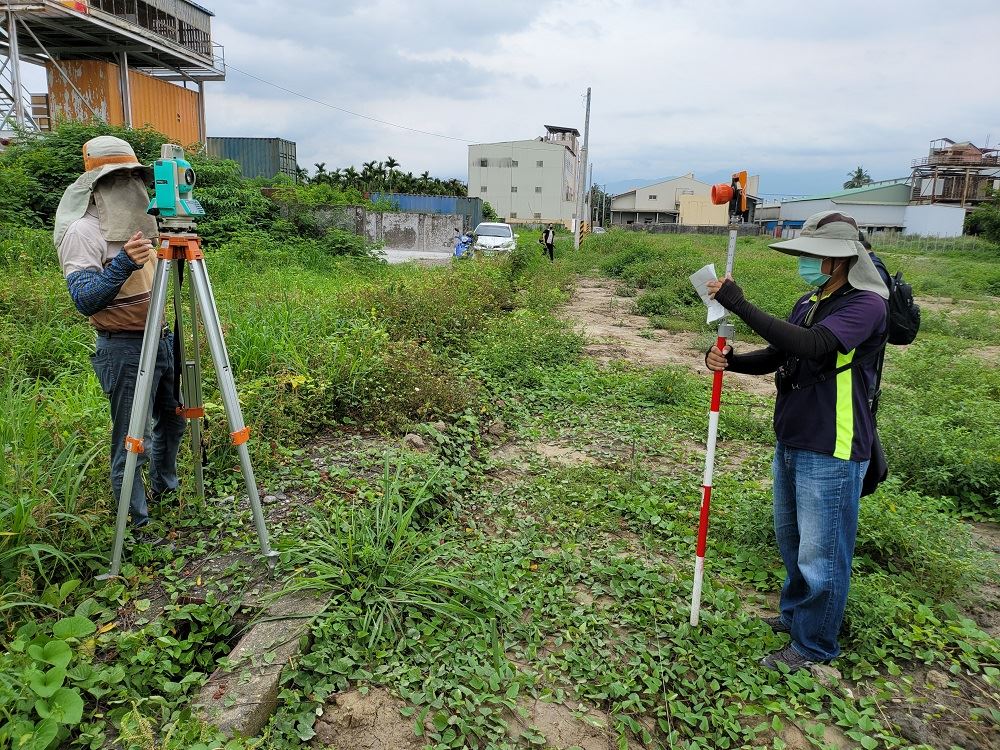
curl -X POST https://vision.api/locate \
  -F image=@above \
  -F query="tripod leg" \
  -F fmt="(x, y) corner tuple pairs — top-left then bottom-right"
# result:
(186, 258), (276, 565)
(174, 262), (206, 501)
(99, 255), (172, 580)
(189, 277), (205, 501)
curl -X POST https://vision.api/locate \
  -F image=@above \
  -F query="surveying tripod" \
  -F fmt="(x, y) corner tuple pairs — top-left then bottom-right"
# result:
(98, 229), (277, 579)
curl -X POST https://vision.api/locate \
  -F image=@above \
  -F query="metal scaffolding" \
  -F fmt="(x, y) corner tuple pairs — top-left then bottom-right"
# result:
(909, 138), (1000, 208)
(1, 0), (223, 137)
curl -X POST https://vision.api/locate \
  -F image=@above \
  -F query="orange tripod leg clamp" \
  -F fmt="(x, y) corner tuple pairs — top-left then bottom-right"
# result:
(157, 238), (205, 261)
(231, 427), (251, 446)
(176, 406), (206, 418)
(124, 436), (145, 454)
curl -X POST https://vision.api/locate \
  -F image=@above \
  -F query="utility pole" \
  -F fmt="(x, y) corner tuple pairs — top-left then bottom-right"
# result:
(574, 86), (591, 251)
(586, 163), (593, 225)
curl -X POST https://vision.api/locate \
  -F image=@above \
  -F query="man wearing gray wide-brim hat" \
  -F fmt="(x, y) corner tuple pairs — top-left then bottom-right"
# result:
(705, 210), (888, 672)
(56, 135), (186, 534)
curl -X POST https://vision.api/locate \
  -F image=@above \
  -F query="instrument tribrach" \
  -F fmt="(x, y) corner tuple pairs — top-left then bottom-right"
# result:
(98, 144), (277, 579)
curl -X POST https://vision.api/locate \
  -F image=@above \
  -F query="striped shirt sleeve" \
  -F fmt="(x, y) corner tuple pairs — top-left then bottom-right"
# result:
(66, 250), (142, 316)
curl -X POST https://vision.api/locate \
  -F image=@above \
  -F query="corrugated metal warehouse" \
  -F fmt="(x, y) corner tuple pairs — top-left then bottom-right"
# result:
(206, 137), (298, 179)
(368, 193), (483, 230)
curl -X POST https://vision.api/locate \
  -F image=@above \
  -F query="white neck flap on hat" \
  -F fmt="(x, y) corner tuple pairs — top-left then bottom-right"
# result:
(92, 175), (159, 243)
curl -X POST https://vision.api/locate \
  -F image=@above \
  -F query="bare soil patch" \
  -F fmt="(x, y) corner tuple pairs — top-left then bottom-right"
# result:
(314, 688), (422, 750)
(508, 698), (614, 750)
(882, 667), (1000, 750)
(969, 522), (1000, 637)
(563, 278), (775, 397)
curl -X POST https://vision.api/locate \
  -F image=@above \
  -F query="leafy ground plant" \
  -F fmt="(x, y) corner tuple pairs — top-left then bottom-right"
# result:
(277, 458), (510, 652)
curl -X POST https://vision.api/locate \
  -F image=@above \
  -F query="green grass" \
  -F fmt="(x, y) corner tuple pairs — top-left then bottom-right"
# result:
(2, 217), (998, 749)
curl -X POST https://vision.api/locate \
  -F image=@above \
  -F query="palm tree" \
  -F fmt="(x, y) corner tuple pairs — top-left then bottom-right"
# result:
(844, 166), (873, 189)
(313, 162), (328, 185)
(343, 166), (361, 190)
(418, 170), (431, 192)
(385, 155), (400, 192)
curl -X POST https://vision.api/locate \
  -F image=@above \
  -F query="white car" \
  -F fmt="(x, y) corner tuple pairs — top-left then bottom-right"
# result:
(473, 222), (517, 253)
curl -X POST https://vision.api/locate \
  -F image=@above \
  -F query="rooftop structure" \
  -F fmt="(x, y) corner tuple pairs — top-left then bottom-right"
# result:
(2, 0), (224, 140)
(909, 138), (1000, 207)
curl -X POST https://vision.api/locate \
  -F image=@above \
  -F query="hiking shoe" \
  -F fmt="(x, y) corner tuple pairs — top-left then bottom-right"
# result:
(760, 615), (791, 634)
(761, 645), (815, 672)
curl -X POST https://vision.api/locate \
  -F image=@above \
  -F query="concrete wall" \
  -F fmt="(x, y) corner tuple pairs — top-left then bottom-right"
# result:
(365, 211), (463, 253)
(902, 204), (966, 237)
(468, 140), (577, 224)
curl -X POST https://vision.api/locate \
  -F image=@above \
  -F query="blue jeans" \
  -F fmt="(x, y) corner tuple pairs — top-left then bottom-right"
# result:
(772, 442), (868, 661)
(91, 331), (186, 527)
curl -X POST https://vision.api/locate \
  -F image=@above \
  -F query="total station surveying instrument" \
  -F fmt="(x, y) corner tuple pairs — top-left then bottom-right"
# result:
(98, 144), (277, 579)
(688, 169), (752, 626)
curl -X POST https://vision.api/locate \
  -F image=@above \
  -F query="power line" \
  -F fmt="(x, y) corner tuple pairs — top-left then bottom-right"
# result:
(225, 62), (582, 155)
(226, 62), (474, 143)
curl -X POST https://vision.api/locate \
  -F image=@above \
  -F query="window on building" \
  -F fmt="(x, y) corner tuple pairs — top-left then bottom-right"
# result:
(511, 160), (518, 167)
(533, 212), (542, 219)
(479, 158), (488, 167)
(480, 186), (487, 193)
(510, 212), (518, 218)
(648, 194), (657, 200)
(535, 186), (542, 193)
(536, 160), (544, 167)
(511, 186), (518, 193)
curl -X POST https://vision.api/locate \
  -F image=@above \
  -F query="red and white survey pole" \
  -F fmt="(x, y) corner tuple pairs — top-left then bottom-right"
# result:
(690, 172), (748, 627)
(689, 229), (736, 626)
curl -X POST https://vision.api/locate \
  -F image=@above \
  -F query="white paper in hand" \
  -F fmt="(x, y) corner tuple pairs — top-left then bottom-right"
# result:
(689, 263), (727, 324)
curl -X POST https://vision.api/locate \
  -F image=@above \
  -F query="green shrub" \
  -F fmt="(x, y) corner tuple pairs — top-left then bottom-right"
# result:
(468, 309), (582, 388)
(855, 483), (991, 598)
(277, 459), (508, 652)
(880, 341), (1000, 516)
(0, 120), (168, 225)
(636, 366), (698, 405)
(633, 284), (700, 317)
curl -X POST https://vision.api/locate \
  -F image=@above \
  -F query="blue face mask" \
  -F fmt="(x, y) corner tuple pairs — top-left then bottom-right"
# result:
(798, 257), (830, 287)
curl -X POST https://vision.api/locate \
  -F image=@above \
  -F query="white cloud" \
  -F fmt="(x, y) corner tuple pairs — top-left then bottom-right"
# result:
(194, 0), (1000, 193)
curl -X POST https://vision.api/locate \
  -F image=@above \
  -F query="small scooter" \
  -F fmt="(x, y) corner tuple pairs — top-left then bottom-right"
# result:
(453, 228), (474, 259)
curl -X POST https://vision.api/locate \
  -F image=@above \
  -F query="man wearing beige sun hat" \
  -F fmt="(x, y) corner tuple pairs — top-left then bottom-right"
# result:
(56, 136), (186, 536)
(705, 211), (888, 672)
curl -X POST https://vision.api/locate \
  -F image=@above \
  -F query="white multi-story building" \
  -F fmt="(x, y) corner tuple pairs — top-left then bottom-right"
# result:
(468, 125), (581, 226)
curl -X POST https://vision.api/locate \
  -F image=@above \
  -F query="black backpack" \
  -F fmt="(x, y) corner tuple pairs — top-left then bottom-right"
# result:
(869, 254), (920, 345)
(860, 252), (919, 496)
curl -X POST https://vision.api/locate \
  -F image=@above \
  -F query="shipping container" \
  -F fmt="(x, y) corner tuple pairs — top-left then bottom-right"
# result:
(46, 59), (201, 146)
(370, 193), (482, 230)
(206, 137), (298, 180)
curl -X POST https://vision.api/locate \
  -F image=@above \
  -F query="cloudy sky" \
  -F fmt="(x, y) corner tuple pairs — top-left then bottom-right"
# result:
(23, 0), (1000, 195)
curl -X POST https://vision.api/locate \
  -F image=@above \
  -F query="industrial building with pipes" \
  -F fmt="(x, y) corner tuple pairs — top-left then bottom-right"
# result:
(757, 139), (997, 239)
(468, 125), (581, 227)
(1, 0), (224, 144)
(610, 173), (760, 227)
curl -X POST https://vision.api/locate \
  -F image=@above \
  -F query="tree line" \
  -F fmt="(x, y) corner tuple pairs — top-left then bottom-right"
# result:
(298, 156), (468, 197)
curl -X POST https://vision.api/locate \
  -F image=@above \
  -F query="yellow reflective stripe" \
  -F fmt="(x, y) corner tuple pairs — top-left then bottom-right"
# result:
(833, 349), (855, 460)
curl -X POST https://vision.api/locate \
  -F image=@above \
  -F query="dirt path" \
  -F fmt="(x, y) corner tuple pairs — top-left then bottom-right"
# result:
(562, 277), (775, 397)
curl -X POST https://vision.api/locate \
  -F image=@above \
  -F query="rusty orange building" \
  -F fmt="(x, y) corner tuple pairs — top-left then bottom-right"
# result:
(47, 59), (202, 146)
